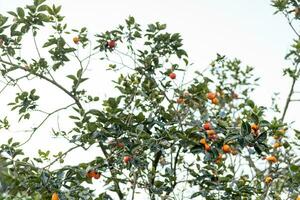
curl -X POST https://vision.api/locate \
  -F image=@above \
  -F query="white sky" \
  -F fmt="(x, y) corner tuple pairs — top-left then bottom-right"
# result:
(0, 0), (299, 199)
(2, 0), (295, 119)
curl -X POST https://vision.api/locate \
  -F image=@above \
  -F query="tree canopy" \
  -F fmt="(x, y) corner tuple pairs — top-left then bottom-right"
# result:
(0, 0), (299, 199)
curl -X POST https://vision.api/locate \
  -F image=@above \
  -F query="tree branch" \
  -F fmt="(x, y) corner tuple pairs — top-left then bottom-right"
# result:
(0, 59), (83, 110)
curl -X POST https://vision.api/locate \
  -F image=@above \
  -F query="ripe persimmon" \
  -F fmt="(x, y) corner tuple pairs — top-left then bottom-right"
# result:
(206, 129), (216, 136)
(266, 156), (277, 163)
(203, 122), (212, 130)
(94, 172), (101, 179)
(215, 153), (222, 163)
(204, 144), (211, 151)
(251, 123), (259, 132)
(273, 142), (281, 149)
(222, 144), (231, 153)
(211, 98), (219, 105)
(86, 170), (97, 179)
(264, 176), (272, 184)
(107, 40), (116, 48)
(200, 138), (206, 145)
(73, 36), (80, 44)
(52, 192), (59, 200)
(169, 72), (176, 79)
(206, 92), (216, 100)
(176, 97), (185, 104)
(123, 156), (132, 164)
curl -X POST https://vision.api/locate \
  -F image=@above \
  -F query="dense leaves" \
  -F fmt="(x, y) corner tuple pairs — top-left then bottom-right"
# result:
(0, 0), (299, 200)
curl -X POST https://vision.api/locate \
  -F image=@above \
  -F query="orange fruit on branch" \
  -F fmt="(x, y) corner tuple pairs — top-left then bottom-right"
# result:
(266, 156), (277, 163)
(176, 97), (185, 104)
(123, 156), (132, 164)
(52, 192), (59, 200)
(222, 144), (231, 153)
(273, 142), (281, 149)
(200, 138), (207, 145)
(204, 144), (211, 151)
(86, 170), (97, 179)
(264, 176), (272, 184)
(251, 123), (259, 132)
(107, 40), (116, 48)
(94, 172), (101, 179)
(73, 36), (80, 44)
(211, 98), (219, 105)
(203, 122), (212, 130)
(169, 72), (176, 79)
(206, 92), (216, 100)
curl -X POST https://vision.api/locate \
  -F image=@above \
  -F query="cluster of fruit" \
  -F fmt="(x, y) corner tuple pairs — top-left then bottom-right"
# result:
(206, 92), (219, 105)
(73, 36), (116, 49)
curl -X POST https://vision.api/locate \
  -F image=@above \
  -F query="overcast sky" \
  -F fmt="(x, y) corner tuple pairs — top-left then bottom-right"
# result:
(0, 0), (299, 198)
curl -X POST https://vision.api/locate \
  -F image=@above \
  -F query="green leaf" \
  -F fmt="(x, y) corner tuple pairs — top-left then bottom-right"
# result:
(246, 99), (255, 108)
(241, 121), (251, 136)
(251, 113), (259, 124)
(37, 5), (50, 12)
(191, 192), (202, 198)
(17, 7), (25, 18)
(253, 144), (262, 154)
(7, 11), (17, 17)
(66, 75), (77, 81)
(256, 131), (267, 142)
(290, 165), (299, 172)
(37, 13), (50, 22)
(147, 24), (156, 32)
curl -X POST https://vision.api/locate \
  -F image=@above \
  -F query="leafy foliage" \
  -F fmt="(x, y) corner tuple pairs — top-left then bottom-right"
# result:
(0, 0), (299, 199)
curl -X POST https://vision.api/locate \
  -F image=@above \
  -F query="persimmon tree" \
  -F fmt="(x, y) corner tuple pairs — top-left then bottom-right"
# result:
(0, 0), (299, 199)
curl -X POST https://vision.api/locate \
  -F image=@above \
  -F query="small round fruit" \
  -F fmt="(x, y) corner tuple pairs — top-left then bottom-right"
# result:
(222, 144), (231, 153)
(73, 36), (80, 44)
(123, 156), (132, 164)
(116, 142), (125, 148)
(86, 170), (97, 179)
(204, 144), (211, 151)
(297, 195), (300, 200)
(176, 97), (185, 104)
(107, 40), (116, 49)
(278, 129), (286, 134)
(211, 98), (219, 105)
(251, 124), (259, 132)
(264, 176), (272, 184)
(266, 156), (277, 163)
(206, 92), (216, 100)
(203, 122), (212, 130)
(273, 135), (280, 140)
(169, 72), (176, 79)
(208, 133), (218, 140)
(200, 138), (206, 145)
(206, 129), (216, 136)
(215, 153), (222, 163)
(52, 192), (59, 200)
(94, 172), (101, 179)
(273, 142), (281, 149)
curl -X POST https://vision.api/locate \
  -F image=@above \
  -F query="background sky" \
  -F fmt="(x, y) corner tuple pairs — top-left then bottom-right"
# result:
(0, 0), (299, 198)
